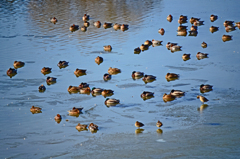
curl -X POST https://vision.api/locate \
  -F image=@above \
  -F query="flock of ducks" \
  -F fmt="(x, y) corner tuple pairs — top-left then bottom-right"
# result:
(6, 13), (239, 134)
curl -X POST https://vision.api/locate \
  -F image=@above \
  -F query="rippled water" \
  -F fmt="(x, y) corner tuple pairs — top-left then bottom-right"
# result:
(0, 0), (240, 158)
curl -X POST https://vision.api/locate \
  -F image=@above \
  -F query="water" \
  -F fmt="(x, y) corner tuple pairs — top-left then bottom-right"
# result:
(0, 0), (240, 158)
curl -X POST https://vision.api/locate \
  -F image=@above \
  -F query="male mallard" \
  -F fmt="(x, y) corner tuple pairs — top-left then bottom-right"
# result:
(197, 95), (209, 103)
(163, 93), (176, 102)
(121, 24), (129, 31)
(156, 120), (163, 127)
(103, 45), (112, 51)
(74, 69), (87, 76)
(57, 61), (69, 68)
(196, 52), (208, 59)
(140, 44), (149, 51)
(141, 91), (154, 98)
(165, 73), (179, 79)
(81, 26), (87, 32)
(79, 82), (89, 89)
(235, 22), (240, 27)
(76, 123), (88, 130)
(103, 22), (112, 29)
(69, 24), (79, 32)
(95, 56), (103, 65)
(6, 68), (17, 76)
(190, 17), (200, 24)
(108, 67), (121, 75)
(167, 14), (173, 22)
(68, 107), (83, 115)
(223, 20), (234, 27)
(79, 87), (91, 94)
(91, 87), (103, 93)
(84, 21), (90, 27)
(152, 39), (163, 46)
(201, 42), (207, 48)
(39, 84), (46, 91)
(200, 84), (213, 93)
(135, 121), (144, 128)
(166, 42), (178, 49)
(158, 28), (165, 35)
(13, 61), (25, 68)
(113, 23), (121, 30)
(170, 89), (185, 96)
(222, 35), (232, 42)
(132, 71), (144, 78)
(30, 106), (42, 113)
(182, 54), (191, 61)
(54, 114), (62, 120)
(41, 67), (52, 74)
(210, 14), (218, 22)
(102, 89), (114, 97)
(209, 26), (219, 33)
(88, 123), (98, 132)
(68, 86), (80, 93)
(94, 21), (101, 28)
(225, 25), (236, 32)
(103, 73), (112, 81)
(46, 76), (57, 83)
(134, 47), (141, 54)
(82, 14), (89, 21)
(50, 17), (58, 23)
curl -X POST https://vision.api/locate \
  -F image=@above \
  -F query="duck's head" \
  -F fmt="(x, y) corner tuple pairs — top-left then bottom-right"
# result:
(105, 98), (109, 101)
(170, 89), (175, 93)
(163, 93), (167, 97)
(92, 87), (96, 90)
(132, 71), (136, 74)
(57, 114), (61, 117)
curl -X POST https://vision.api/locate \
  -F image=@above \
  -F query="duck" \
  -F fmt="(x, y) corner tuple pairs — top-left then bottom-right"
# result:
(196, 52), (208, 59)
(170, 44), (182, 52)
(142, 74), (156, 81)
(193, 20), (204, 26)
(84, 21), (90, 27)
(188, 29), (198, 36)
(224, 20), (234, 27)
(74, 69), (87, 76)
(82, 14), (90, 21)
(68, 86), (80, 93)
(178, 17), (187, 24)
(156, 120), (163, 127)
(182, 54), (191, 61)
(54, 114), (62, 120)
(166, 42), (178, 49)
(95, 56), (103, 65)
(140, 44), (149, 51)
(13, 61), (25, 68)
(134, 47), (141, 54)
(190, 17), (200, 24)
(38, 84), (46, 91)
(103, 45), (112, 51)
(103, 22), (112, 28)
(201, 42), (207, 48)
(135, 121), (144, 128)
(69, 24), (79, 32)
(30, 106), (42, 112)
(108, 67), (121, 75)
(209, 26), (219, 33)
(94, 21), (101, 28)
(103, 73), (112, 81)
(68, 107), (83, 115)
(102, 89), (114, 97)
(57, 61), (69, 68)
(105, 98), (120, 105)
(225, 25), (236, 32)
(46, 77), (57, 83)
(165, 73), (179, 79)
(222, 35), (232, 42)
(163, 93), (176, 102)
(144, 40), (153, 46)
(113, 23), (121, 30)
(79, 87), (91, 94)
(41, 67), (52, 74)
(141, 91), (154, 98)
(88, 123), (98, 132)
(210, 14), (218, 22)
(190, 25), (197, 31)
(197, 95), (209, 103)
(170, 89), (185, 96)
(177, 30), (187, 36)
(152, 39), (163, 46)
(120, 24), (129, 31)
(81, 26), (87, 32)
(6, 68), (17, 76)
(132, 71), (144, 78)
(235, 22), (240, 27)
(79, 82), (89, 89)
(91, 87), (103, 94)
(179, 15), (187, 21)
(158, 28), (165, 35)
(200, 84), (213, 91)
(177, 25), (188, 31)
(167, 14), (173, 22)
(76, 123), (88, 130)
(50, 17), (58, 23)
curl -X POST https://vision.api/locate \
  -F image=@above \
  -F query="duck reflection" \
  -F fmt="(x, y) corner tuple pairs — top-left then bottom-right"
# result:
(135, 128), (144, 134)
(198, 104), (208, 112)
(156, 129), (163, 134)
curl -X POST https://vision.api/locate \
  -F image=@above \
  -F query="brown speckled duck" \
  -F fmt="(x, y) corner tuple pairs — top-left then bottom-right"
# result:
(108, 67), (121, 75)
(13, 61), (25, 68)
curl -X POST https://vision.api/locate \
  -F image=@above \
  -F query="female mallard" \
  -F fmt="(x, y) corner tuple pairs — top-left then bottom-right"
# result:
(170, 89), (185, 96)
(135, 121), (144, 128)
(190, 17), (200, 24)
(82, 14), (90, 21)
(152, 39), (163, 46)
(179, 15), (187, 21)
(190, 25), (198, 31)
(81, 26), (87, 32)
(102, 89), (114, 97)
(13, 61), (25, 68)
(91, 87), (103, 94)
(197, 95), (209, 103)
(144, 40), (153, 46)
(182, 54), (191, 61)
(201, 42), (207, 48)
(132, 71), (144, 78)
(178, 17), (187, 24)
(224, 20), (234, 27)
(200, 84), (213, 93)
(39, 84), (46, 91)
(158, 28), (165, 35)
(121, 24), (129, 31)
(105, 98), (120, 105)
(222, 35), (232, 42)
(57, 61), (69, 68)
(68, 107), (83, 115)
(68, 86), (80, 93)
(94, 21), (101, 28)
(84, 21), (90, 27)
(142, 75), (156, 83)
(6, 68), (17, 77)
(108, 67), (121, 75)
(196, 52), (208, 59)
(69, 24), (79, 32)
(95, 56), (103, 65)
(163, 93), (176, 102)
(79, 87), (91, 94)
(177, 25), (188, 31)
(54, 114), (62, 120)
(134, 47), (141, 54)
(30, 106), (42, 113)
(103, 73), (112, 81)
(235, 22), (240, 27)
(88, 123), (98, 132)
(41, 67), (52, 74)
(156, 120), (163, 127)
(50, 17), (58, 23)
(177, 30), (187, 37)
(103, 22), (112, 29)
(209, 26), (219, 33)
(167, 14), (172, 22)
(103, 45), (112, 51)
(140, 44), (149, 51)
(165, 73), (179, 79)
(113, 23), (121, 30)
(210, 14), (218, 22)
(141, 91), (154, 98)
(46, 77), (57, 83)
(74, 69), (87, 76)
(76, 123), (88, 131)
(79, 82), (89, 89)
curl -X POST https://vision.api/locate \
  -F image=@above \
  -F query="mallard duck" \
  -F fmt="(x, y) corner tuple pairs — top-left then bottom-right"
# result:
(141, 91), (154, 98)
(41, 67), (52, 74)
(6, 68), (17, 76)
(222, 35), (232, 42)
(224, 20), (234, 27)
(197, 95), (209, 103)
(177, 30), (187, 36)
(91, 87), (103, 93)
(121, 24), (129, 31)
(178, 25), (188, 31)
(163, 93), (176, 102)
(142, 74), (156, 81)
(81, 26), (87, 32)
(190, 25), (198, 31)
(79, 87), (91, 94)
(182, 54), (191, 61)
(188, 30), (198, 36)
(210, 14), (218, 22)
(152, 39), (163, 46)
(180, 15), (187, 21)
(201, 42), (207, 48)
(95, 56), (103, 65)
(158, 28), (165, 35)
(200, 84), (213, 92)
(190, 17), (200, 24)
(76, 123), (88, 130)
(225, 25), (236, 32)
(68, 107), (83, 115)
(132, 71), (144, 78)
(140, 44), (149, 51)
(13, 61), (25, 68)
(193, 20), (204, 26)
(74, 69), (87, 76)
(103, 22), (112, 28)
(165, 73), (179, 79)
(102, 89), (114, 97)
(135, 121), (144, 128)
(79, 82), (89, 89)
(84, 21), (90, 27)
(170, 44), (182, 52)
(57, 61), (69, 68)
(134, 47), (141, 54)
(108, 67), (121, 75)
(178, 17), (187, 24)
(235, 22), (240, 27)
(69, 24), (79, 32)
(166, 42), (178, 49)
(68, 86), (80, 93)
(54, 114), (62, 120)
(103, 45), (112, 51)
(103, 73), (112, 81)
(30, 106), (42, 112)
(94, 21), (101, 28)
(105, 98), (120, 105)
(196, 52), (208, 59)
(209, 26), (219, 33)
(46, 77), (57, 83)
(144, 40), (153, 46)
(38, 84), (46, 91)
(50, 17), (58, 23)
(113, 23), (121, 30)
(156, 120), (163, 127)
(88, 123), (98, 132)
(170, 89), (185, 96)
(167, 14), (173, 22)
(82, 14), (90, 21)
